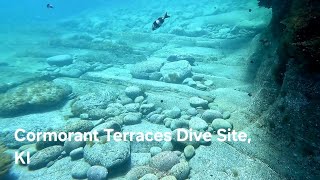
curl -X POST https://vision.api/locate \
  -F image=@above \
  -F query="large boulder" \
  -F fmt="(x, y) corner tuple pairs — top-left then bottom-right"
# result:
(47, 54), (73, 67)
(160, 60), (192, 83)
(84, 139), (130, 169)
(71, 91), (115, 117)
(130, 59), (166, 80)
(149, 151), (180, 171)
(28, 145), (64, 170)
(0, 81), (71, 117)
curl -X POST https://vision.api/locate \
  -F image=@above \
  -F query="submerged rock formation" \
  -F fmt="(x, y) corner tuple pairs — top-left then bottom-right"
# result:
(0, 81), (71, 117)
(248, 0), (320, 179)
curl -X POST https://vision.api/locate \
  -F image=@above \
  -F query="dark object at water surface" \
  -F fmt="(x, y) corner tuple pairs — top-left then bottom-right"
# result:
(47, 4), (54, 9)
(249, 9), (252, 12)
(152, 12), (170, 31)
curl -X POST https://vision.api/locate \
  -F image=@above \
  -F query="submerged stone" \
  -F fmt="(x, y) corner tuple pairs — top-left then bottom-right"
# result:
(28, 145), (64, 170)
(47, 54), (73, 67)
(71, 161), (91, 179)
(149, 151), (180, 171)
(0, 81), (71, 117)
(87, 165), (108, 180)
(84, 139), (130, 169)
(160, 60), (192, 83)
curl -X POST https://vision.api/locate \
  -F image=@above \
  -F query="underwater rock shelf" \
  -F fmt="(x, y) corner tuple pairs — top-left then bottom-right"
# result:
(80, 71), (214, 98)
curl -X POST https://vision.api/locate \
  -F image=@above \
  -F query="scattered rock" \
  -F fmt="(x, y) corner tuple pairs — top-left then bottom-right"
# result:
(130, 153), (151, 167)
(182, 78), (192, 84)
(192, 75), (204, 81)
(124, 112), (143, 125)
(36, 120), (94, 150)
(160, 60), (192, 83)
(87, 108), (108, 120)
(29, 145), (64, 170)
(184, 145), (195, 159)
(47, 54), (73, 67)
(196, 83), (207, 91)
(188, 80), (197, 88)
(187, 108), (198, 116)
(164, 107), (181, 119)
(167, 55), (195, 65)
(80, 113), (89, 119)
(71, 91), (114, 117)
(126, 166), (157, 180)
(125, 86), (143, 99)
(161, 176), (177, 180)
(204, 80), (214, 86)
(140, 103), (155, 115)
(71, 161), (91, 179)
(189, 97), (208, 109)
(91, 120), (121, 136)
(140, 174), (159, 180)
(58, 61), (91, 78)
(170, 119), (189, 130)
(162, 141), (174, 151)
(201, 110), (223, 123)
(211, 118), (233, 132)
(149, 114), (166, 124)
(118, 94), (133, 105)
(189, 117), (208, 131)
(150, 147), (162, 156)
(84, 139), (130, 169)
(169, 162), (190, 180)
(172, 129), (201, 148)
(222, 111), (231, 119)
(64, 135), (86, 154)
(134, 96), (145, 103)
(70, 147), (84, 160)
(87, 165), (108, 180)
(130, 59), (165, 80)
(149, 151), (180, 171)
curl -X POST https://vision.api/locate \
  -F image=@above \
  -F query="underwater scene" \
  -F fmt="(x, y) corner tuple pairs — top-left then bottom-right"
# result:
(0, 0), (319, 179)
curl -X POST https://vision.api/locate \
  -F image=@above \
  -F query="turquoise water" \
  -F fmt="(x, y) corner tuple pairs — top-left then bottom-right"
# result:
(0, 0), (318, 180)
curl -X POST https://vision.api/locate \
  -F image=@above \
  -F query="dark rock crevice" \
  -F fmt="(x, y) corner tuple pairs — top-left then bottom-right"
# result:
(248, 0), (320, 179)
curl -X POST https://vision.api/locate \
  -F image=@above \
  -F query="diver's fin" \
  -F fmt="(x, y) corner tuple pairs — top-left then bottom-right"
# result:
(164, 12), (170, 19)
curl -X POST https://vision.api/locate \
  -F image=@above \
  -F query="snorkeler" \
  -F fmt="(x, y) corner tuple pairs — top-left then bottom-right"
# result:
(152, 12), (170, 31)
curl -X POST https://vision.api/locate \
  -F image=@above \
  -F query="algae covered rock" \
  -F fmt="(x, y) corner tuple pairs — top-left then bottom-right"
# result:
(46, 54), (73, 67)
(0, 142), (12, 176)
(28, 145), (64, 170)
(84, 138), (130, 169)
(126, 166), (157, 180)
(125, 86), (144, 99)
(149, 151), (180, 171)
(160, 60), (192, 83)
(130, 59), (165, 80)
(169, 162), (190, 180)
(189, 117), (208, 131)
(202, 110), (223, 122)
(211, 118), (233, 132)
(71, 91), (115, 117)
(0, 81), (71, 117)
(71, 161), (91, 179)
(189, 97), (208, 109)
(167, 54), (195, 65)
(87, 165), (108, 180)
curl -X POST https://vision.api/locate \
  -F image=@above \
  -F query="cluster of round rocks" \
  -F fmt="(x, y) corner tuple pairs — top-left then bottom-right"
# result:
(18, 85), (232, 180)
(182, 74), (214, 91)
